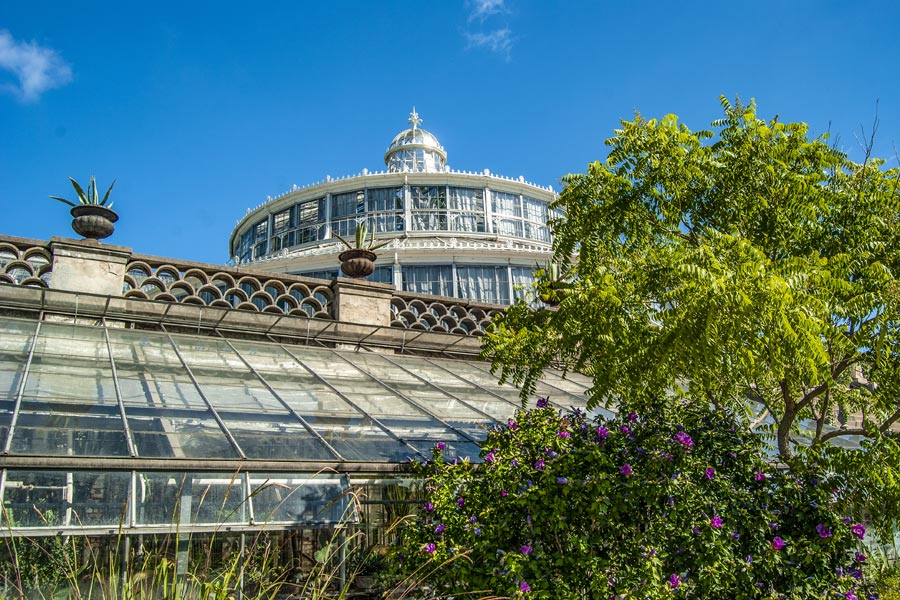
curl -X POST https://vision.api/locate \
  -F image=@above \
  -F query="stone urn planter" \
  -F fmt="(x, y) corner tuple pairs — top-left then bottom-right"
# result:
(50, 176), (118, 241)
(70, 205), (119, 240)
(339, 248), (377, 278)
(335, 221), (389, 279)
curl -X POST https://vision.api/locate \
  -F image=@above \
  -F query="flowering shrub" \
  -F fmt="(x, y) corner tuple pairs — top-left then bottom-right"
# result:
(390, 396), (875, 599)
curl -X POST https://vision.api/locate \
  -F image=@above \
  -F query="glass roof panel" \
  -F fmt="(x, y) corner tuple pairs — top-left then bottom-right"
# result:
(341, 351), (492, 422)
(229, 342), (365, 418)
(295, 351), (440, 419)
(314, 423), (417, 462)
(392, 356), (525, 410)
(128, 415), (238, 459)
(106, 328), (184, 369)
(221, 418), (336, 461)
(169, 336), (287, 414)
(107, 329), (211, 410)
(0, 319), (35, 398)
(116, 371), (208, 410)
(10, 413), (129, 456)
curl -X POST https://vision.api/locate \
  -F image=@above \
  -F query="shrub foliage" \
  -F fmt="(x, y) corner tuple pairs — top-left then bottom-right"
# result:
(392, 397), (875, 599)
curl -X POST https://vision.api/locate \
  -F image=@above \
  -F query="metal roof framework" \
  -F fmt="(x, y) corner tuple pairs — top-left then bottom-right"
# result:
(0, 289), (593, 537)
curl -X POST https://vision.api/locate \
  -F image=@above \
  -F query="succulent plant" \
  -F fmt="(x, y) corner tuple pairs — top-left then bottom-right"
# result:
(335, 221), (391, 252)
(49, 176), (116, 208)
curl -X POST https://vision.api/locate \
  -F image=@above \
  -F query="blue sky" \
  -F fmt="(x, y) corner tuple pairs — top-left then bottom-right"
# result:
(3, 1), (899, 264)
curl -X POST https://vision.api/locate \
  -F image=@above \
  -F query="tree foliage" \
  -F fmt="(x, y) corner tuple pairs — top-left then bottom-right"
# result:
(391, 399), (875, 599)
(482, 98), (900, 534)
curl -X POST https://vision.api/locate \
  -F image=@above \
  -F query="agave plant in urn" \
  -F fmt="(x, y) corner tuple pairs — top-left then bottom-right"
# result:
(335, 221), (390, 278)
(49, 176), (118, 240)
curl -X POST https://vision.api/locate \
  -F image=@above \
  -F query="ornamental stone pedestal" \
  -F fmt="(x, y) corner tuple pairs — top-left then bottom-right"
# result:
(49, 237), (132, 297)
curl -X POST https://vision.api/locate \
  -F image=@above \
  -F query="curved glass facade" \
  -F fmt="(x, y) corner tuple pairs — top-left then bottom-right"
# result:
(231, 111), (558, 306)
(234, 184), (558, 262)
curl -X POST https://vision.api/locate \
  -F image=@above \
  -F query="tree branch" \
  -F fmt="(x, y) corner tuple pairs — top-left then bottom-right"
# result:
(750, 407), (770, 430)
(796, 355), (857, 412)
(820, 428), (868, 443)
(879, 407), (900, 433)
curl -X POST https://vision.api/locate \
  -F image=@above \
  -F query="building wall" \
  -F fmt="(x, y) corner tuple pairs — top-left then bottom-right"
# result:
(229, 170), (559, 305)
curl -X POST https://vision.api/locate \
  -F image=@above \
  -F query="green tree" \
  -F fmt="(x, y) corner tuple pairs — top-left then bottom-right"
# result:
(483, 97), (900, 535)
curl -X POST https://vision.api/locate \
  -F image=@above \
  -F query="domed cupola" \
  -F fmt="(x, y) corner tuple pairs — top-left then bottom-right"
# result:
(384, 108), (447, 173)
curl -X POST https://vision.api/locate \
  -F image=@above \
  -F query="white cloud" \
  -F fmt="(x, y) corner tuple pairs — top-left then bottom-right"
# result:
(468, 0), (508, 22)
(465, 28), (514, 61)
(0, 30), (72, 102)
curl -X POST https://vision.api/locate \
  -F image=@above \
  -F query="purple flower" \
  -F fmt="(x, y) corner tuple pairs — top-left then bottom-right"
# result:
(535, 459), (545, 471)
(843, 517), (853, 525)
(850, 523), (866, 539)
(620, 463), (632, 475)
(845, 590), (857, 600)
(469, 516), (477, 523)
(435, 524), (445, 534)
(546, 448), (558, 458)
(673, 431), (694, 448)
(628, 412), (638, 423)
(457, 496), (464, 508)
(521, 544), (532, 555)
(508, 420), (517, 429)
(771, 536), (786, 550)
(557, 477), (568, 484)
(855, 552), (867, 563)
(435, 442), (446, 451)
(755, 471), (766, 481)
(621, 425), (630, 435)
(424, 502), (434, 512)
(667, 573), (681, 588)
(510, 459), (519, 467)
(744, 555), (753, 564)
(485, 452), (495, 463)
(501, 489), (508, 497)
(692, 526), (701, 536)
(536, 397), (549, 408)
(849, 568), (862, 580)
(424, 543), (436, 554)
(705, 467), (716, 480)
(816, 523), (832, 538)
(768, 522), (779, 530)
(731, 531), (740, 540)
(519, 580), (531, 592)
(597, 426), (609, 439)
(558, 430), (571, 439)
(710, 516), (723, 528)
(474, 528), (481, 535)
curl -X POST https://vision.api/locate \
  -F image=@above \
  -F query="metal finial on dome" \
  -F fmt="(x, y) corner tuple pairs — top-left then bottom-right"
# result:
(385, 109), (446, 173)
(408, 107), (422, 130)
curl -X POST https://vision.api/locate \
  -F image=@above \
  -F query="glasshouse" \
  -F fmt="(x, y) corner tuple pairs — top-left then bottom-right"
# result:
(0, 234), (592, 591)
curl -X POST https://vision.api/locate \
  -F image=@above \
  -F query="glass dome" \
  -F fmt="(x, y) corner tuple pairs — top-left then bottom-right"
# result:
(384, 109), (447, 173)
